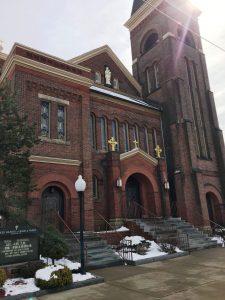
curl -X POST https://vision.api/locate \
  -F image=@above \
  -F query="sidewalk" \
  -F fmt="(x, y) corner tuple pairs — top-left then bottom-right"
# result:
(36, 247), (225, 300)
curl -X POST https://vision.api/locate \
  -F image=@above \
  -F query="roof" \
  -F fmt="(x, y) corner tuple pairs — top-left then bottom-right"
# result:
(131, 0), (144, 15)
(90, 85), (162, 111)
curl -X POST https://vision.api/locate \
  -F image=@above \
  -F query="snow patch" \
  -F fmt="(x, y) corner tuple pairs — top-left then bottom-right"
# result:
(3, 278), (40, 296)
(72, 272), (95, 282)
(211, 236), (225, 247)
(41, 256), (80, 270)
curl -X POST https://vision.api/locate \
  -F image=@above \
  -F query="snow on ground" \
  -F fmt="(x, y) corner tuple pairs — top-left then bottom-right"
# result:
(3, 278), (40, 296)
(116, 226), (129, 232)
(72, 272), (95, 282)
(41, 256), (81, 270)
(35, 265), (64, 281)
(120, 236), (182, 261)
(211, 236), (225, 247)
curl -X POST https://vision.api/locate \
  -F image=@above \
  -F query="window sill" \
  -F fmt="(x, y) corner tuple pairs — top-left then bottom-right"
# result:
(39, 136), (71, 145)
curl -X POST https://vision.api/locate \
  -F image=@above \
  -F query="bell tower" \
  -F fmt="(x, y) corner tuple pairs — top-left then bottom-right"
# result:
(125, 0), (225, 227)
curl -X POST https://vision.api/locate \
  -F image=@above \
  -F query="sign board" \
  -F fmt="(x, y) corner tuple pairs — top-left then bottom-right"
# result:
(0, 226), (39, 266)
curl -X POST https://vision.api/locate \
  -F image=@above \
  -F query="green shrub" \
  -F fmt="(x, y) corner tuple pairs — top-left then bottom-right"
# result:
(18, 261), (46, 279)
(35, 266), (72, 289)
(0, 268), (7, 287)
(40, 226), (69, 264)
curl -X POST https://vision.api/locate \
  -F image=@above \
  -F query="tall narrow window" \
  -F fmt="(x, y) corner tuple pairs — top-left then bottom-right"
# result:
(100, 117), (107, 150)
(95, 71), (101, 84)
(123, 122), (130, 152)
(154, 63), (160, 89)
(144, 127), (149, 154)
(41, 101), (49, 137)
(92, 176), (98, 200)
(133, 125), (139, 147)
(152, 128), (157, 156)
(90, 114), (96, 149)
(112, 119), (119, 151)
(57, 105), (65, 140)
(146, 62), (159, 93)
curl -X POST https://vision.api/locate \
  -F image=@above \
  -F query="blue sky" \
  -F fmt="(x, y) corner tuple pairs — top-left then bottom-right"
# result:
(0, 0), (224, 138)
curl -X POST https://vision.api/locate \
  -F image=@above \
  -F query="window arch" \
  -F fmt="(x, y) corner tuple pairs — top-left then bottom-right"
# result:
(123, 122), (130, 152)
(100, 117), (108, 151)
(146, 62), (160, 93)
(92, 175), (98, 200)
(112, 119), (119, 151)
(177, 28), (195, 48)
(143, 32), (159, 53)
(90, 113), (96, 150)
(95, 71), (101, 84)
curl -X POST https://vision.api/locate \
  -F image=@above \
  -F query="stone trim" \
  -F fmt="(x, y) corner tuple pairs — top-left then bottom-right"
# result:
(30, 155), (81, 166)
(120, 148), (158, 166)
(38, 93), (70, 106)
(0, 55), (93, 87)
(0, 52), (7, 60)
(162, 32), (176, 40)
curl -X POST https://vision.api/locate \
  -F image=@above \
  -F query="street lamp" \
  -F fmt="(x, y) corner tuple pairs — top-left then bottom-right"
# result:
(75, 175), (86, 275)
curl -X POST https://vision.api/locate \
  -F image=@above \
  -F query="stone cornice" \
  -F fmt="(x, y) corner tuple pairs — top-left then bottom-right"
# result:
(0, 54), (93, 87)
(69, 45), (142, 94)
(30, 155), (81, 166)
(38, 93), (70, 106)
(120, 148), (158, 166)
(0, 52), (7, 60)
(125, 0), (163, 32)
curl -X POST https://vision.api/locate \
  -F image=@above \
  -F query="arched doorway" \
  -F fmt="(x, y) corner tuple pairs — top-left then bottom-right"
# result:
(206, 192), (223, 226)
(125, 173), (156, 219)
(41, 186), (64, 230)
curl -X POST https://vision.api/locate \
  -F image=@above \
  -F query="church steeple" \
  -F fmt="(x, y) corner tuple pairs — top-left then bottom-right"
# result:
(131, 0), (144, 15)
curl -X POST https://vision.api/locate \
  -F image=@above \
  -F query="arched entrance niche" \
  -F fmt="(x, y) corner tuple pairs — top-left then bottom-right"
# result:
(206, 192), (223, 226)
(41, 186), (65, 231)
(125, 173), (156, 219)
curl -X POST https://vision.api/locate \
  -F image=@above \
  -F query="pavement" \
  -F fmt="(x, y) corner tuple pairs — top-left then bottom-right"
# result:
(33, 247), (225, 300)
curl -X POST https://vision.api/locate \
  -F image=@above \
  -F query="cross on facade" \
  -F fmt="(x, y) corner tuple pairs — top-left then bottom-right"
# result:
(155, 145), (162, 158)
(133, 140), (139, 148)
(108, 137), (118, 151)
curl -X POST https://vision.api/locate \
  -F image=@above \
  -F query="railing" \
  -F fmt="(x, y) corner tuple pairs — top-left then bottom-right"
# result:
(56, 211), (88, 264)
(94, 209), (132, 262)
(156, 233), (190, 252)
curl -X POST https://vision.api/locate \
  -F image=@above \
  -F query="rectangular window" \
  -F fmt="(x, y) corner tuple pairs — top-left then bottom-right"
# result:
(41, 101), (50, 137)
(57, 105), (65, 140)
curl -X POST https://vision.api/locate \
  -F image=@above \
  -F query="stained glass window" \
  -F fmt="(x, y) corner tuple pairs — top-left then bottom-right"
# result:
(90, 114), (96, 149)
(144, 127), (149, 154)
(112, 119), (119, 151)
(41, 101), (49, 137)
(57, 105), (65, 140)
(123, 122), (129, 152)
(100, 117), (107, 150)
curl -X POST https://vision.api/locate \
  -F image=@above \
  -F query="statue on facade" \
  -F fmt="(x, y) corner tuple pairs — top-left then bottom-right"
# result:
(105, 66), (111, 85)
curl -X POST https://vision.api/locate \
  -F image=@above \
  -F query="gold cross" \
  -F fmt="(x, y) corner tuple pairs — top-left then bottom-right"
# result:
(133, 140), (139, 148)
(108, 137), (118, 151)
(155, 145), (162, 158)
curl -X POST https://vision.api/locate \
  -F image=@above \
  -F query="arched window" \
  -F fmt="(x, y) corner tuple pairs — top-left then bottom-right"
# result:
(92, 176), (98, 200)
(95, 71), (101, 84)
(113, 78), (119, 90)
(90, 113), (96, 150)
(112, 119), (119, 151)
(177, 28), (195, 49)
(146, 62), (160, 93)
(132, 124), (139, 148)
(144, 32), (159, 53)
(144, 127), (149, 154)
(123, 122), (130, 152)
(100, 117), (108, 150)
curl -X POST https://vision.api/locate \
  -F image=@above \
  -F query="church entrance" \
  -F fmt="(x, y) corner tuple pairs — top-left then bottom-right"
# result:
(41, 186), (64, 231)
(206, 192), (223, 226)
(126, 176), (141, 218)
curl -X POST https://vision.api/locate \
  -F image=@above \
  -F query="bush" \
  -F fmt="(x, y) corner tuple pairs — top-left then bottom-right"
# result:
(35, 266), (72, 289)
(18, 261), (46, 279)
(40, 226), (69, 264)
(0, 268), (7, 287)
(159, 243), (177, 254)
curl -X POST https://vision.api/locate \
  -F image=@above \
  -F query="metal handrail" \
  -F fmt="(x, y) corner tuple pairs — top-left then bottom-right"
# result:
(194, 210), (225, 231)
(56, 211), (80, 244)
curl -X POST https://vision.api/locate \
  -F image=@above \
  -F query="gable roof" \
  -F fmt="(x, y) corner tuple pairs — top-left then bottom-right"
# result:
(131, 0), (144, 15)
(69, 45), (142, 94)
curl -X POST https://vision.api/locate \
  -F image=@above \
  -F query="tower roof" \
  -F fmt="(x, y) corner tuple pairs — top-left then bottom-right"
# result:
(131, 0), (144, 15)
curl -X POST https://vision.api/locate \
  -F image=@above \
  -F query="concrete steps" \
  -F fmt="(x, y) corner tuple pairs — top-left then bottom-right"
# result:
(63, 232), (123, 270)
(134, 218), (218, 251)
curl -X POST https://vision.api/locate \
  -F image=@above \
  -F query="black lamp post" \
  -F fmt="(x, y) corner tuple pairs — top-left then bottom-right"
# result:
(75, 175), (86, 275)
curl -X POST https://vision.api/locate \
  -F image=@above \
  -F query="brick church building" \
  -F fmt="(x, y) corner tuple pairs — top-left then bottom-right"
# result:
(0, 0), (224, 231)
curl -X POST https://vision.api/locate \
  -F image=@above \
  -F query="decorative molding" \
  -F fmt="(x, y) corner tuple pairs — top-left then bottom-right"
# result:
(38, 93), (70, 106)
(132, 58), (138, 65)
(125, 0), (163, 32)
(0, 52), (7, 60)
(69, 45), (142, 94)
(120, 148), (158, 166)
(162, 32), (176, 40)
(0, 54), (93, 87)
(30, 155), (81, 166)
